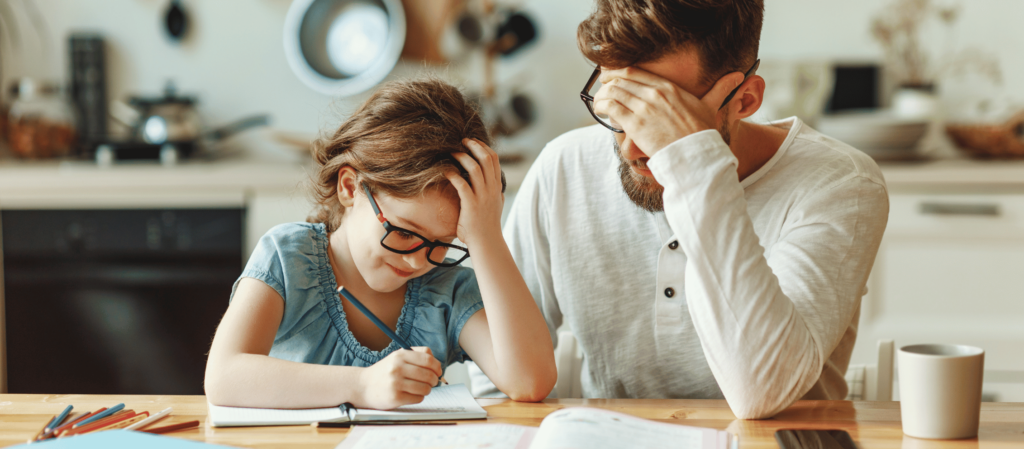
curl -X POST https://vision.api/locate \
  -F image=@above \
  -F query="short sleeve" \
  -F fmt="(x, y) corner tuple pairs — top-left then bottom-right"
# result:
(230, 222), (330, 344)
(232, 228), (289, 302)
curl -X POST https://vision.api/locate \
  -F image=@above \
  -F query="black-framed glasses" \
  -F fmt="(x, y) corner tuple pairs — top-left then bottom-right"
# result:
(580, 58), (762, 133)
(363, 184), (470, 268)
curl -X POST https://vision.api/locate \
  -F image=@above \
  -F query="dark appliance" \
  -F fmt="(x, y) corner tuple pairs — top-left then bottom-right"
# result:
(69, 34), (108, 156)
(1, 208), (243, 394)
(825, 64), (881, 112)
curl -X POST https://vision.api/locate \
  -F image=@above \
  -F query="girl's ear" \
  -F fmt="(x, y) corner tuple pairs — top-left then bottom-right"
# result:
(336, 166), (359, 208)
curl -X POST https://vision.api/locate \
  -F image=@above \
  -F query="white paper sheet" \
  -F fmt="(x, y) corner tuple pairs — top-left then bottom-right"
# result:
(338, 425), (535, 449)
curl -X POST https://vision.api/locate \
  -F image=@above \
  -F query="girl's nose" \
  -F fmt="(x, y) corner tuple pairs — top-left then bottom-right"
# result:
(402, 248), (429, 270)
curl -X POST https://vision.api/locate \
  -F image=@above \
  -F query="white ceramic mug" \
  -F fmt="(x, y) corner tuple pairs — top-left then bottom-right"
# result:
(898, 344), (985, 439)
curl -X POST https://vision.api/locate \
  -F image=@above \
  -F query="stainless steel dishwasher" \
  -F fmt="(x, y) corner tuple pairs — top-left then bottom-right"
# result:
(1, 208), (243, 394)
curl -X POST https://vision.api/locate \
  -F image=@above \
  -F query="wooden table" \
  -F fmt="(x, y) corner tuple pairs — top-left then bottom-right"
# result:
(0, 395), (1021, 448)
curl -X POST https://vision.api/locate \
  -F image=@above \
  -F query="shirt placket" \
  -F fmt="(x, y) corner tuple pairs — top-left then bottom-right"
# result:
(655, 238), (687, 332)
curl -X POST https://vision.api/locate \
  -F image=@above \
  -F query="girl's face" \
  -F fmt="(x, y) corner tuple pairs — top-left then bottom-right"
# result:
(343, 188), (460, 293)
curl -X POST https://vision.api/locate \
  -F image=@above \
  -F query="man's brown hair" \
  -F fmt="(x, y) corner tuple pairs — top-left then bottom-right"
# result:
(308, 78), (495, 232)
(577, 0), (764, 87)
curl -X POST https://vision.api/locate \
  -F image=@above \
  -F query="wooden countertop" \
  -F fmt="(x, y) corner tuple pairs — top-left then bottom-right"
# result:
(1, 395), (1022, 448)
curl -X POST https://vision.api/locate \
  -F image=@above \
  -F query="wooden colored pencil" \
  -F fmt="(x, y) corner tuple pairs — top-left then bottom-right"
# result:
(92, 412), (149, 432)
(36, 412), (85, 441)
(51, 407), (105, 435)
(47, 405), (73, 432)
(72, 403), (124, 428)
(61, 411), (136, 437)
(125, 407), (172, 431)
(27, 414), (56, 443)
(139, 420), (200, 434)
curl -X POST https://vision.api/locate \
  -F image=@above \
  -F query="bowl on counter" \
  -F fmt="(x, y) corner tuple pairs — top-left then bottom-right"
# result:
(815, 110), (929, 160)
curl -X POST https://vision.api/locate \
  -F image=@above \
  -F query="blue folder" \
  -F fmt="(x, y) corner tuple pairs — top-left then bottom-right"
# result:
(12, 430), (239, 448)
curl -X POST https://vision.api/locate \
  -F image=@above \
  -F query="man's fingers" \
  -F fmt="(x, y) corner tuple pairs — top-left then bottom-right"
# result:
(700, 70), (746, 112)
(597, 81), (658, 119)
(592, 97), (634, 131)
(598, 66), (673, 93)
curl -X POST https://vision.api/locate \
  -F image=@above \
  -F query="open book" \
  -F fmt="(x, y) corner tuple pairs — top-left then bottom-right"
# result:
(336, 407), (738, 449)
(207, 384), (486, 427)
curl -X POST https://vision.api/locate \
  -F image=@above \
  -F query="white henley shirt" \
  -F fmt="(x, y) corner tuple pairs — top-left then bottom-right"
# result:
(468, 117), (889, 419)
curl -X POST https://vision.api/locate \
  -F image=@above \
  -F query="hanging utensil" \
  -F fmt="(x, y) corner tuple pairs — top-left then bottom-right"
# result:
(165, 0), (188, 41)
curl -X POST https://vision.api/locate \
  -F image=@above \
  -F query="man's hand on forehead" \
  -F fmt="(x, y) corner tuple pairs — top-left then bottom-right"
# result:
(593, 65), (746, 157)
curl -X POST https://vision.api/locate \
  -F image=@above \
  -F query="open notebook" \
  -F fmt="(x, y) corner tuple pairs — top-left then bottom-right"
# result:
(207, 384), (486, 427)
(336, 407), (738, 449)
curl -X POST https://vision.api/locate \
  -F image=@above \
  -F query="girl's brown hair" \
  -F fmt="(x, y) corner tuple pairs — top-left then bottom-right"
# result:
(308, 78), (498, 232)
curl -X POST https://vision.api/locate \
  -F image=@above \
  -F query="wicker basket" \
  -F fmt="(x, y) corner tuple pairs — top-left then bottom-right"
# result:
(946, 111), (1024, 158)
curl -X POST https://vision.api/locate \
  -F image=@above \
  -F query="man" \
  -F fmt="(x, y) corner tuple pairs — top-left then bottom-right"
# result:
(469, 0), (888, 419)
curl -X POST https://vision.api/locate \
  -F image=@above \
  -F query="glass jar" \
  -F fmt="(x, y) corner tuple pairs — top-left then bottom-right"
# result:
(7, 78), (77, 158)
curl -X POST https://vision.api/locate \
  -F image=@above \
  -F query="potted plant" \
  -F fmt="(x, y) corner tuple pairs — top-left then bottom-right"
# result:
(871, 0), (1001, 118)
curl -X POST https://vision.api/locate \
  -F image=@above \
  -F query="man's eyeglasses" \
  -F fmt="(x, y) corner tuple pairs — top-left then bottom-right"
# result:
(580, 59), (761, 133)
(363, 184), (469, 268)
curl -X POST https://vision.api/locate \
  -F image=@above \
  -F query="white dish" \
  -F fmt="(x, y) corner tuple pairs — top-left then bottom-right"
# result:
(816, 110), (928, 152)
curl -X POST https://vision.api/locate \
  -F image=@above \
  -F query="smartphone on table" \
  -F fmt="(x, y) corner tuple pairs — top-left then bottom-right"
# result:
(775, 429), (858, 449)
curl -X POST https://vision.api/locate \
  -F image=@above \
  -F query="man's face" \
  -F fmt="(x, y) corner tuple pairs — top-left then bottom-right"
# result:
(612, 48), (731, 212)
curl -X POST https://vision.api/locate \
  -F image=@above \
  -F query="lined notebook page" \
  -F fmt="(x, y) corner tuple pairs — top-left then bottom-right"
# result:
(207, 404), (345, 427)
(354, 384), (487, 421)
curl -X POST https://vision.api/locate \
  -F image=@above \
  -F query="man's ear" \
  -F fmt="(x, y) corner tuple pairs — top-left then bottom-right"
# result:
(336, 166), (359, 208)
(732, 75), (766, 120)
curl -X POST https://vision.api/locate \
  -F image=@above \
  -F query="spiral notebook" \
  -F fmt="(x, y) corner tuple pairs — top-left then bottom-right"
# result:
(207, 383), (486, 427)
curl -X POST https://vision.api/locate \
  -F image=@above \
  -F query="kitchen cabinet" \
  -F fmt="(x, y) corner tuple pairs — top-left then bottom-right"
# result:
(852, 161), (1024, 402)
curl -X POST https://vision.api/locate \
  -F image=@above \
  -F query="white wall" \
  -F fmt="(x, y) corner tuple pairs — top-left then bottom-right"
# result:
(1, 0), (597, 160)
(4, 1), (1020, 159)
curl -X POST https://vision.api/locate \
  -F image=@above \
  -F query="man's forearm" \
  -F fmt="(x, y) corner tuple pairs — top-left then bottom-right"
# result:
(649, 130), (844, 419)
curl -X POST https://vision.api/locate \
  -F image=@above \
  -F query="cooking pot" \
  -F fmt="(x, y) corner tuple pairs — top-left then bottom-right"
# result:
(114, 83), (269, 156)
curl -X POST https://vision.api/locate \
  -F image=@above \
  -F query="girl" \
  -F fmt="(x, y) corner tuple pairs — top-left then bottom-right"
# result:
(204, 79), (556, 410)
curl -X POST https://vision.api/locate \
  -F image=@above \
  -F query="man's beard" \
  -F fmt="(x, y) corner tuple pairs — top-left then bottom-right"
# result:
(614, 120), (731, 213)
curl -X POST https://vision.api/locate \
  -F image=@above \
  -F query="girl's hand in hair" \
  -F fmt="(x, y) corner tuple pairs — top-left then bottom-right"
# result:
(445, 139), (505, 248)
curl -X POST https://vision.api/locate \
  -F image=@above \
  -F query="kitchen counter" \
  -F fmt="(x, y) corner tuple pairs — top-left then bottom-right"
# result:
(2, 156), (1023, 209)
(879, 158), (1024, 191)
(0, 155), (536, 209)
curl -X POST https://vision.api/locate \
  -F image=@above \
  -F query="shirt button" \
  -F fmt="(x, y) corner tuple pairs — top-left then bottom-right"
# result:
(668, 240), (679, 250)
(664, 287), (675, 298)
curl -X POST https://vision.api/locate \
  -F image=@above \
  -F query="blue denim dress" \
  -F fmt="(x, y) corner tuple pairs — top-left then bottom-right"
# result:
(232, 222), (484, 372)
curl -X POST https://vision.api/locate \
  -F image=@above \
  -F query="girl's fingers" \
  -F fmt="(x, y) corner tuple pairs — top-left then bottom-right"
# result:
(470, 138), (501, 184)
(399, 378), (434, 398)
(462, 139), (497, 188)
(445, 170), (472, 198)
(400, 363), (439, 387)
(403, 347), (443, 377)
(451, 152), (485, 191)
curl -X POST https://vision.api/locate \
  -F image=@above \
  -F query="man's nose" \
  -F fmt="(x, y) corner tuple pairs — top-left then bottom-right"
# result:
(619, 135), (646, 161)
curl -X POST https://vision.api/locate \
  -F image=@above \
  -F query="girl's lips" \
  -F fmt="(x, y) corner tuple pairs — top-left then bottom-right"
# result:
(388, 264), (413, 277)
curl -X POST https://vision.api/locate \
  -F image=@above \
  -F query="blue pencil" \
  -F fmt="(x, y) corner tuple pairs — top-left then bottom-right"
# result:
(337, 286), (411, 350)
(73, 403), (124, 428)
(46, 405), (73, 431)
